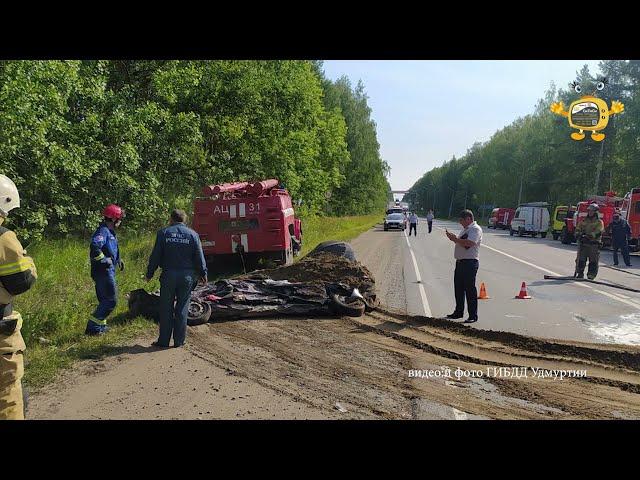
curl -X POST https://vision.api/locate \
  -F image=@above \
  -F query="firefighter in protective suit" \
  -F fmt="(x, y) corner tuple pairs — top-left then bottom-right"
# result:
(574, 203), (604, 280)
(0, 175), (37, 420)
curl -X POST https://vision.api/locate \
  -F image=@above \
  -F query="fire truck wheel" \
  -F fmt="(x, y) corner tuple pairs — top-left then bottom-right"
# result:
(510, 229), (514, 236)
(518, 228), (524, 237)
(330, 294), (365, 317)
(187, 299), (212, 326)
(552, 232), (559, 240)
(541, 232), (547, 239)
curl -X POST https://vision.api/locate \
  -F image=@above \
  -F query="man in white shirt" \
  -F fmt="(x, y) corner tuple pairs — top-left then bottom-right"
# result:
(426, 210), (434, 234)
(408, 212), (418, 236)
(444, 209), (482, 323)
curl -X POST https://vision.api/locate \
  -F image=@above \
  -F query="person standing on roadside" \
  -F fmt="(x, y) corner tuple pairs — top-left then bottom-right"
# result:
(426, 210), (434, 234)
(445, 209), (482, 324)
(145, 209), (207, 348)
(0, 175), (37, 420)
(86, 204), (125, 336)
(408, 212), (418, 236)
(574, 203), (604, 279)
(609, 210), (632, 267)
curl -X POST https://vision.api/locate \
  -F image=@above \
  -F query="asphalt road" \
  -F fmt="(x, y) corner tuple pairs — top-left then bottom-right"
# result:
(352, 218), (640, 345)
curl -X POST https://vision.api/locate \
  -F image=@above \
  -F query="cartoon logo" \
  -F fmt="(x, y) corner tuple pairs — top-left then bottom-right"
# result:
(550, 77), (624, 141)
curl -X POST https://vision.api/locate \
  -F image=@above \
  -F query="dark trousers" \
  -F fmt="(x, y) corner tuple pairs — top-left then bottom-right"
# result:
(613, 241), (631, 266)
(576, 242), (600, 279)
(454, 259), (479, 319)
(158, 269), (196, 347)
(91, 270), (117, 321)
(428, 221), (433, 233)
(409, 223), (417, 236)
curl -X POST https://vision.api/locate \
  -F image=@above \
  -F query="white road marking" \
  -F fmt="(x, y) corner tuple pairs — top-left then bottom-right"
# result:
(404, 230), (432, 317)
(436, 223), (640, 310)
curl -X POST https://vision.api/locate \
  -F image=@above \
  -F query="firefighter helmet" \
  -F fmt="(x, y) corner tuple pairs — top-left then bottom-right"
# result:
(103, 204), (124, 221)
(588, 203), (599, 211)
(0, 174), (20, 217)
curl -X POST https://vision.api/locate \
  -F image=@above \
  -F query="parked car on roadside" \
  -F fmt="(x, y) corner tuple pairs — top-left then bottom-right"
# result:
(384, 213), (406, 231)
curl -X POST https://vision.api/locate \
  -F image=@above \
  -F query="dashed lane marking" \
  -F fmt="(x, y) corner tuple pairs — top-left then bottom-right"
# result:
(404, 229), (432, 317)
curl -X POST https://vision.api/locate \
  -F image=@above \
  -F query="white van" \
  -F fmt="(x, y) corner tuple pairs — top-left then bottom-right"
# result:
(509, 202), (550, 238)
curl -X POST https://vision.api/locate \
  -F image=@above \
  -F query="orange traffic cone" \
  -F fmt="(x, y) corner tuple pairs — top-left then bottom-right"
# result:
(515, 281), (532, 299)
(478, 282), (490, 299)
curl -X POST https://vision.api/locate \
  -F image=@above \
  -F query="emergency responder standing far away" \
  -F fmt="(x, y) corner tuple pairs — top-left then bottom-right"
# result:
(445, 210), (482, 323)
(146, 209), (207, 348)
(608, 209), (632, 267)
(408, 211), (418, 236)
(0, 175), (37, 420)
(87, 204), (125, 336)
(426, 209), (434, 234)
(574, 203), (604, 279)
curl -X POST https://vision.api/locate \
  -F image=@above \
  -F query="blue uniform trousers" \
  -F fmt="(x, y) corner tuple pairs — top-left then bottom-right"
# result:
(158, 269), (196, 347)
(91, 270), (117, 322)
(612, 241), (632, 266)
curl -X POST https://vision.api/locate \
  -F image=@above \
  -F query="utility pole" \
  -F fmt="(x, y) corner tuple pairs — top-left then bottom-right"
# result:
(448, 190), (455, 218)
(432, 186), (437, 213)
(593, 139), (605, 196)
(518, 164), (525, 206)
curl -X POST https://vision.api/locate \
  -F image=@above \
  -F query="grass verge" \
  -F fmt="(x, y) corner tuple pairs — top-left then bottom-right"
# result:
(16, 213), (382, 390)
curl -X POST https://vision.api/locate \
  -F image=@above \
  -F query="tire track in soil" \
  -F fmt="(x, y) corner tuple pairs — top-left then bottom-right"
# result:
(345, 312), (640, 419)
(188, 318), (417, 419)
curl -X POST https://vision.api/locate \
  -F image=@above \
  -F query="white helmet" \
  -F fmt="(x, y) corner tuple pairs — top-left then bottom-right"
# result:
(588, 203), (599, 211)
(0, 175), (20, 217)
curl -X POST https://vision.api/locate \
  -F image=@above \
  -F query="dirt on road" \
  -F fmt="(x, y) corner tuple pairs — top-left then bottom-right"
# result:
(28, 304), (640, 419)
(27, 230), (640, 419)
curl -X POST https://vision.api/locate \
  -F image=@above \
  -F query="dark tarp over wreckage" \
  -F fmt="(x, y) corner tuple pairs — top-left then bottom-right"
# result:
(127, 241), (378, 325)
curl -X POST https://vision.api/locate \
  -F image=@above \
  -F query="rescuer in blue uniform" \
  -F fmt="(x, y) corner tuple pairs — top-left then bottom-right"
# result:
(145, 209), (207, 348)
(87, 204), (125, 336)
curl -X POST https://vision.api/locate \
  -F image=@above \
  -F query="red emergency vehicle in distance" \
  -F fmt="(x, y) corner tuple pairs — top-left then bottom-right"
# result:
(559, 206), (577, 244)
(192, 179), (302, 268)
(621, 187), (640, 251)
(487, 208), (515, 229)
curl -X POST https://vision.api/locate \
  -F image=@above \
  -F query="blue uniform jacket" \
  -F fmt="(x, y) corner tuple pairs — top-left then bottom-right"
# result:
(90, 223), (119, 275)
(610, 219), (631, 245)
(146, 223), (207, 279)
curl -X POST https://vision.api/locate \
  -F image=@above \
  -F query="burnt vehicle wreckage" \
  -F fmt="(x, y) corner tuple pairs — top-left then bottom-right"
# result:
(128, 241), (378, 325)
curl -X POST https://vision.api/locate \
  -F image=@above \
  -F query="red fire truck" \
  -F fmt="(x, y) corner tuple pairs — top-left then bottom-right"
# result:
(192, 179), (302, 268)
(621, 187), (640, 251)
(561, 191), (623, 247)
(488, 207), (515, 229)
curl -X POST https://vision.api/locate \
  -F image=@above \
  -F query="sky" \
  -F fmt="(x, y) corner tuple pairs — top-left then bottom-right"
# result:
(321, 60), (603, 198)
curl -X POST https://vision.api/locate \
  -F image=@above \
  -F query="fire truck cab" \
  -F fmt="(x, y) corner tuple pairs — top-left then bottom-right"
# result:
(621, 187), (640, 251)
(192, 179), (302, 269)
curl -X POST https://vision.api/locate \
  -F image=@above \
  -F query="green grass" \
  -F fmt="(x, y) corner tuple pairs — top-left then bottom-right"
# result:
(15, 213), (382, 390)
(298, 213), (383, 258)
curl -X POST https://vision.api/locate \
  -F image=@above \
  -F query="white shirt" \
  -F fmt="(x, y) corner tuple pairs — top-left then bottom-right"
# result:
(454, 221), (482, 260)
(426, 213), (434, 221)
(409, 214), (418, 224)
